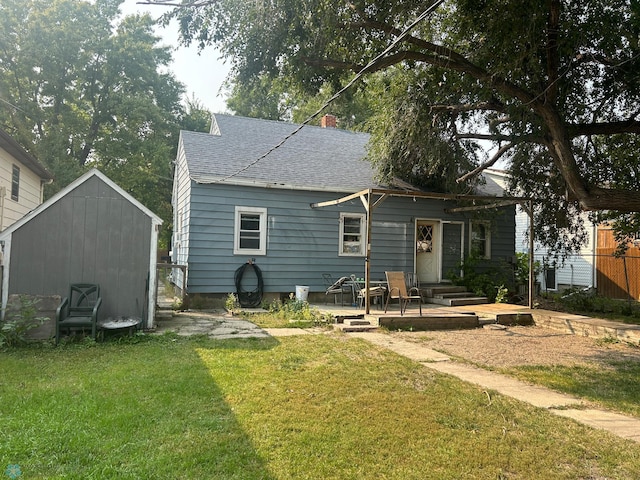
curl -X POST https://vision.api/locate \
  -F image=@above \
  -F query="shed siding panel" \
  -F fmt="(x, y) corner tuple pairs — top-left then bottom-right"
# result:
(8, 175), (152, 324)
(184, 184), (516, 294)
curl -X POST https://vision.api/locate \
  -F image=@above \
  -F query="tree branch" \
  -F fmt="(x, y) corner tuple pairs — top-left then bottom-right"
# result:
(456, 143), (515, 184)
(545, 0), (561, 103)
(429, 101), (506, 114)
(454, 132), (543, 143)
(570, 120), (640, 136)
(137, 0), (218, 6)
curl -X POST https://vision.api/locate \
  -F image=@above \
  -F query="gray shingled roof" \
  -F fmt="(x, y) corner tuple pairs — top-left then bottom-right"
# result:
(180, 114), (383, 192)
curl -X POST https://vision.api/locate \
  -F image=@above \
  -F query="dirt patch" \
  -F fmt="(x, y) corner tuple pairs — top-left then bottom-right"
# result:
(394, 325), (640, 368)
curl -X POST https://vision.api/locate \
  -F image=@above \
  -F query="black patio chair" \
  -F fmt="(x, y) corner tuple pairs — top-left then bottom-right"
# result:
(55, 283), (102, 344)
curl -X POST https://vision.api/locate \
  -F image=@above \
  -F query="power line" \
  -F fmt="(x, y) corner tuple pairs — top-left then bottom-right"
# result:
(0, 96), (30, 116)
(215, 0), (445, 184)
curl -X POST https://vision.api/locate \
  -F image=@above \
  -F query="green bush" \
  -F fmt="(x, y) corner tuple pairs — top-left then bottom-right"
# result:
(514, 252), (541, 286)
(557, 288), (640, 318)
(0, 296), (47, 348)
(447, 254), (513, 302)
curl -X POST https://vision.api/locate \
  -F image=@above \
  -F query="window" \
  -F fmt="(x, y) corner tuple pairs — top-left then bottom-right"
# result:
(339, 213), (365, 256)
(543, 259), (557, 291)
(544, 267), (557, 291)
(470, 222), (491, 259)
(234, 206), (267, 255)
(11, 165), (19, 201)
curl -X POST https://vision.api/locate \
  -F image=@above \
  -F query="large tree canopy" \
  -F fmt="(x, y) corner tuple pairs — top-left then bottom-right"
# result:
(164, 0), (640, 254)
(0, 0), (212, 246)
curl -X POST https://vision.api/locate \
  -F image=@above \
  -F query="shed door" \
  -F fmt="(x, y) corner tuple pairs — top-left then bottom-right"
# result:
(416, 220), (440, 284)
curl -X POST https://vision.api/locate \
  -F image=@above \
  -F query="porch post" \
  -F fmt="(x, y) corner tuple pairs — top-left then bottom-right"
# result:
(365, 190), (373, 314)
(528, 199), (535, 309)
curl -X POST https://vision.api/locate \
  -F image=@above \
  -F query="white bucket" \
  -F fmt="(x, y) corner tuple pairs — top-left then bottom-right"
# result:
(295, 285), (310, 302)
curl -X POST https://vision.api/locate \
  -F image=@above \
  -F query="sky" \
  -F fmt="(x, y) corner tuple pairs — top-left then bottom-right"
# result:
(119, 0), (231, 113)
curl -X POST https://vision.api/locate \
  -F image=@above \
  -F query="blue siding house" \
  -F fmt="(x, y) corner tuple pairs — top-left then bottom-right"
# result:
(171, 114), (517, 302)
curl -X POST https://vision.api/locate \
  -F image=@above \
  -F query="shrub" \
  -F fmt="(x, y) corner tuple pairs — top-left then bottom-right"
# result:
(0, 295), (47, 348)
(447, 253), (513, 302)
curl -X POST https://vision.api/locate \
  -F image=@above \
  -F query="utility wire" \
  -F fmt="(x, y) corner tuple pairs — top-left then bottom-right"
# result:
(0, 96), (30, 116)
(215, 0), (445, 184)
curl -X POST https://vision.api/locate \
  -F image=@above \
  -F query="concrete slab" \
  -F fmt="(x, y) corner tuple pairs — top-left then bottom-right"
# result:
(553, 409), (640, 443)
(427, 362), (585, 409)
(154, 311), (270, 339)
(264, 328), (314, 337)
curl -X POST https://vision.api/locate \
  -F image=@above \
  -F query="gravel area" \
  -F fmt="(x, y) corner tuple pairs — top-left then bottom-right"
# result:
(393, 324), (640, 368)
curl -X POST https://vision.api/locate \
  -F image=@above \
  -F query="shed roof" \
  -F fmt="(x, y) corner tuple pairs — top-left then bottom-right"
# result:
(0, 129), (53, 180)
(0, 168), (161, 240)
(180, 114), (382, 192)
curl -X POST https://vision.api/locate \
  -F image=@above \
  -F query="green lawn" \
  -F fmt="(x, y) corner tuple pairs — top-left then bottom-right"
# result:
(1, 333), (639, 479)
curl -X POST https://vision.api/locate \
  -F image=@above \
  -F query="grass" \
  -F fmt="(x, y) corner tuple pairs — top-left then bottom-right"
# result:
(237, 298), (334, 329)
(501, 360), (640, 418)
(1, 333), (640, 479)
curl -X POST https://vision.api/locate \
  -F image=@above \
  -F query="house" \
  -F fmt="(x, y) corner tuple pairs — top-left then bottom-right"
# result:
(511, 173), (597, 293)
(171, 114), (518, 304)
(0, 169), (163, 334)
(0, 129), (53, 230)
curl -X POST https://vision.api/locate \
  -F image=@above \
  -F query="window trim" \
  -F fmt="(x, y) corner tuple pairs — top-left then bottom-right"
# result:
(234, 206), (267, 256)
(469, 221), (491, 259)
(11, 164), (19, 201)
(339, 212), (366, 257)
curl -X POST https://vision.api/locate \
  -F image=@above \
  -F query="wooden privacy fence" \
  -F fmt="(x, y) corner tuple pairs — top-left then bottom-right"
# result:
(596, 251), (640, 300)
(596, 226), (640, 300)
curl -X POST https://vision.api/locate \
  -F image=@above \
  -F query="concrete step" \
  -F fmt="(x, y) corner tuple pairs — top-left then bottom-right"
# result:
(332, 317), (378, 332)
(421, 285), (467, 297)
(477, 312), (535, 326)
(426, 296), (489, 306)
(433, 292), (480, 299)
(379, 313), (479, 331)
(344, 318), (371, 326)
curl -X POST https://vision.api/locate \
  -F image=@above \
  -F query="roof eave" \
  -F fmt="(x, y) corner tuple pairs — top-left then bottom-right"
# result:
(191, 175), (380, 193)
(0, 130), (53, 180)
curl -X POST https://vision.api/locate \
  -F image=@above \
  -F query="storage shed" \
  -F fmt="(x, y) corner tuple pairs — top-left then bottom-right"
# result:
(0, 169), (162, 332)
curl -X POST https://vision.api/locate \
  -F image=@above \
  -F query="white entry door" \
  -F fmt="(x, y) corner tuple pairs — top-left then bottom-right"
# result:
(415, 220), (440, 284)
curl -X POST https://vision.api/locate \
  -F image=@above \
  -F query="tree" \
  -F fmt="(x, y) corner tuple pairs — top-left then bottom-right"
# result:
(0, 0), (191, 247)
(162, 0), (640, 255)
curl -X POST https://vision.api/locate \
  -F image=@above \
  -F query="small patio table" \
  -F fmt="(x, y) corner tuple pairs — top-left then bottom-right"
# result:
(98, 317), (141, 339)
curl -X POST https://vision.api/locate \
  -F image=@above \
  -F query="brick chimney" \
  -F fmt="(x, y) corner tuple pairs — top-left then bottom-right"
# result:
(321, 114), (337, 128)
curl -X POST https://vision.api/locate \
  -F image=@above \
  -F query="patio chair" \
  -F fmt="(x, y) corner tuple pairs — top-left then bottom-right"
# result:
(350, 275), (386, 309)
(55, 283), (102, 344)
(323, 274), (352, 305)
(384, 271), (422, 316)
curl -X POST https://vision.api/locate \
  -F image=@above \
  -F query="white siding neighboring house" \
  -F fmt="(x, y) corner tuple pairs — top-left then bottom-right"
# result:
(0, 129), (53, 230)
(484, 168), (598, 291)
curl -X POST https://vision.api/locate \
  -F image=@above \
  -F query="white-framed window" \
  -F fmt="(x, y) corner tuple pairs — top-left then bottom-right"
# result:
(339, 213), (366, 256)
(234, 206), (267, 255)
(470, 221), (491, 259)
